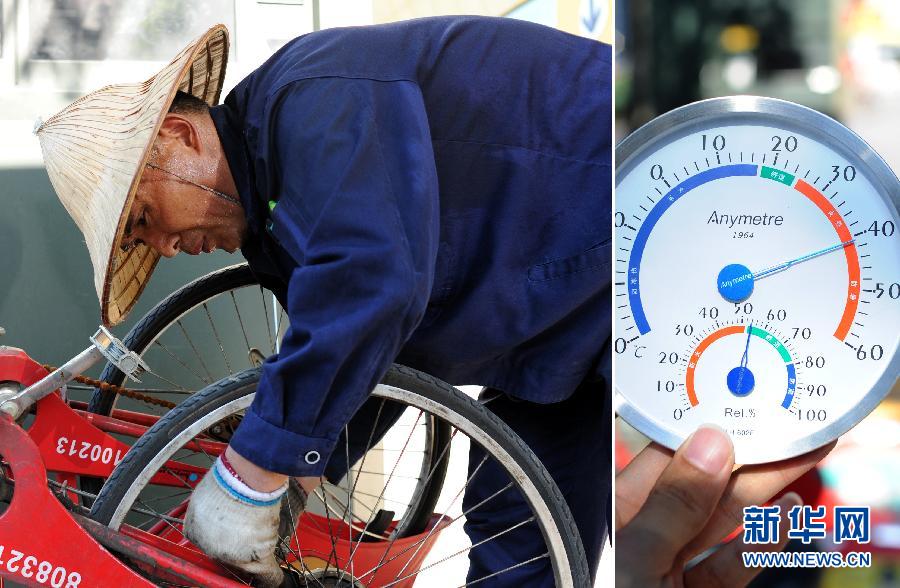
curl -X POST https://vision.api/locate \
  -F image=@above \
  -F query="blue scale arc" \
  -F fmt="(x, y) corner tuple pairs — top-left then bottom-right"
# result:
(627, 164), (758, 334)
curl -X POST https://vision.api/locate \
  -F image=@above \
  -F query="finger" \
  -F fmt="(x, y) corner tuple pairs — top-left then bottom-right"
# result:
(615, 441), (673, 530)
(685, 492), (802, 588)
(617, 425), (734, 573)
(683, 440), (835, 559)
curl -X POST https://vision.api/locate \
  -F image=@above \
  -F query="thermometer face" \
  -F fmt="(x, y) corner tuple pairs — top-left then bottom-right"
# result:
(615, 96), (900, 464)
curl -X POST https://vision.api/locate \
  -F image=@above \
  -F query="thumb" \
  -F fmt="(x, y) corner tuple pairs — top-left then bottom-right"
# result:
(618, 425), (735, 577)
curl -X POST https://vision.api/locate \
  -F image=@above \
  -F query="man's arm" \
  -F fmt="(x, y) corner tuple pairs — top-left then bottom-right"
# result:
(228, 77), (440, 478)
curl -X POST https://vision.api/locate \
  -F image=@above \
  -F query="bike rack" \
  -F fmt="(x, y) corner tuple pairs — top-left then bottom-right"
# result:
(0, 346), (451, 587)
(0, 411), (259, 587)
(0, 347), (247, 587)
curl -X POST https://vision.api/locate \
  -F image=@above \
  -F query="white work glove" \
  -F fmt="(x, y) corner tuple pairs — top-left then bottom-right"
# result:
(184, 455), (291, 587)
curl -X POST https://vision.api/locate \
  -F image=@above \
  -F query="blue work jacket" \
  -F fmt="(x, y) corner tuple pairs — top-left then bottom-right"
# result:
(210, 16), (611, 476)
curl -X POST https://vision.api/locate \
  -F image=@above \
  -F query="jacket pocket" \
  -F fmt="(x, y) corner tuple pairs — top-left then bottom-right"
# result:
(527, 239), (611, 283)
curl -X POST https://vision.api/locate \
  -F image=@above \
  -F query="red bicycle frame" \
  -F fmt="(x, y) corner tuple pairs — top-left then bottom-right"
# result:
(0, 346), (447, 587)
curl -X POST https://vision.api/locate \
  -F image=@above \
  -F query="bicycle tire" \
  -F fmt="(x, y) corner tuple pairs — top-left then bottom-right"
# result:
(80, 265), (262, 505)
(90, 365), (590, 587)
(88, 263), (258, 415)
(83, 263), (449, 538)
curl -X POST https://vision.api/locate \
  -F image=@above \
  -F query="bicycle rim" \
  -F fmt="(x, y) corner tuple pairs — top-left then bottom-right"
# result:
(85, 264), (448, 537)
(91, 366), (588, 587)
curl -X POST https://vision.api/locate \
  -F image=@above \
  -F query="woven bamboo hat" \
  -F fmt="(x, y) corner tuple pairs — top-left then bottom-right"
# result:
(36, 25), (229, 326)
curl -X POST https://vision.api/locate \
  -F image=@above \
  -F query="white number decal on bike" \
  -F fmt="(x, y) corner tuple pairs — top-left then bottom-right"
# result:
(0, 544), (83, 587)
(54, 437), (123, 465)
(7, 549), (23, 572)
(21, 555), (37, 577)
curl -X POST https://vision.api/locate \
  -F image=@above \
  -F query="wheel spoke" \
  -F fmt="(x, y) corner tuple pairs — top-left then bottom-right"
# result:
(203, 302), (233, 374)
(87, 268), (579, 586)
(342, 410), (424, 570)
(381, 517), (537, 587)
(460, 553), (550, 587)
(275, 303), (287, 353)
(279, 492), (325, 588)
(341, 399), (387, 534)
(150, 340), (209, 388)
(360, 453), (497, 579)
(229, 290), (254, 358)
(259, 285), (275, 353)
(175, 320), (215, 383)
(342, 427), (357, 582)
(318, 476), (341, 580)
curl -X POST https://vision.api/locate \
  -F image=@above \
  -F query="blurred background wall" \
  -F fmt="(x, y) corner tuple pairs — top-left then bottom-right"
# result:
(0, 0), (611, 367)
(615, 0), (900, 171)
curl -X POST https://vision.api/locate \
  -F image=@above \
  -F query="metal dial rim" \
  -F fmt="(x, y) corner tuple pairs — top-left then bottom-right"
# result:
(614, 95), (900, 464)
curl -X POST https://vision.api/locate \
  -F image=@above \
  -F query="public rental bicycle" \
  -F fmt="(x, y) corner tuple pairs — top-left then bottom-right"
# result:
(0, 263), (590, 587)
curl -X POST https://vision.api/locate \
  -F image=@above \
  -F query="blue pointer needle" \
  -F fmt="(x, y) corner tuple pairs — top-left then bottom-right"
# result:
(727, 324), (755, 396)
(752, 239), (855, 280)
(718, 239), (855, 303)
(739, 326), (751, 371)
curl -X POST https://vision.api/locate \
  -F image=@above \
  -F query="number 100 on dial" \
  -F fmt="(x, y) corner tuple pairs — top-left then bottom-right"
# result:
(614, 96), (900, 464)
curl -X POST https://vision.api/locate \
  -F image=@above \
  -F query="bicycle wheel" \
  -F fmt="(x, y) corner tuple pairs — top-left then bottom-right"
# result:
(90, 366), (589, 587)
(83, 263), (449, 538)
(89, 263), (274, 416)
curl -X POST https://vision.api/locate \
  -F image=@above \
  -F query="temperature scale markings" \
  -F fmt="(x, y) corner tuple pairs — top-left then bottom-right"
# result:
(627, 164), (757, 334)
(793, 179), (860, 340)
(624, 162), (862, 341)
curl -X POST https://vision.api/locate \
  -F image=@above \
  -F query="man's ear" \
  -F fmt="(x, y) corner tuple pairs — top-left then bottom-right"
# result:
(156, 113), (200, 154)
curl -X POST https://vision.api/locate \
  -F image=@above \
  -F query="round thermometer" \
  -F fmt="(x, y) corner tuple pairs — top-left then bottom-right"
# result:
(615, 96), (900, 464)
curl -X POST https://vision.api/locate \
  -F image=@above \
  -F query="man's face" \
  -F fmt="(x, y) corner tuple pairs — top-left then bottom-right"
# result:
(122, 114), (245, 257)
(124, 166), (243, 257)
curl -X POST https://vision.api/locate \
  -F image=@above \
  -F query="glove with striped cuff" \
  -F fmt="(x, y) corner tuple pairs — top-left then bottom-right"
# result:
(184, 453), (290, 588)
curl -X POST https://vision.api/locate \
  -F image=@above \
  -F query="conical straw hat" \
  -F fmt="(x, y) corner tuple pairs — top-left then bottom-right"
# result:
(36, 25), (229, 326)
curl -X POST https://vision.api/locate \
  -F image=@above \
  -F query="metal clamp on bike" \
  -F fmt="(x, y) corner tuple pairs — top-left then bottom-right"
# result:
(90, 325), (150, 383)
(0, 326), (150, 420)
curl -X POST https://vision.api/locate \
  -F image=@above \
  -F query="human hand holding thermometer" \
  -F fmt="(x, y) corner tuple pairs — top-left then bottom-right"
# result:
(718, 239), (856, 303)
(614, 96), (900, 465)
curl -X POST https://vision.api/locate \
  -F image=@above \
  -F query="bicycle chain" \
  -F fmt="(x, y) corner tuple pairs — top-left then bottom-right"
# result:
(42, 365), (177, 409)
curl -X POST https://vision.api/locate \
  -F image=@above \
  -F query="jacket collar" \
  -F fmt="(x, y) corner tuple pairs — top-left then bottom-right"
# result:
(209, 101), (261, 232)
